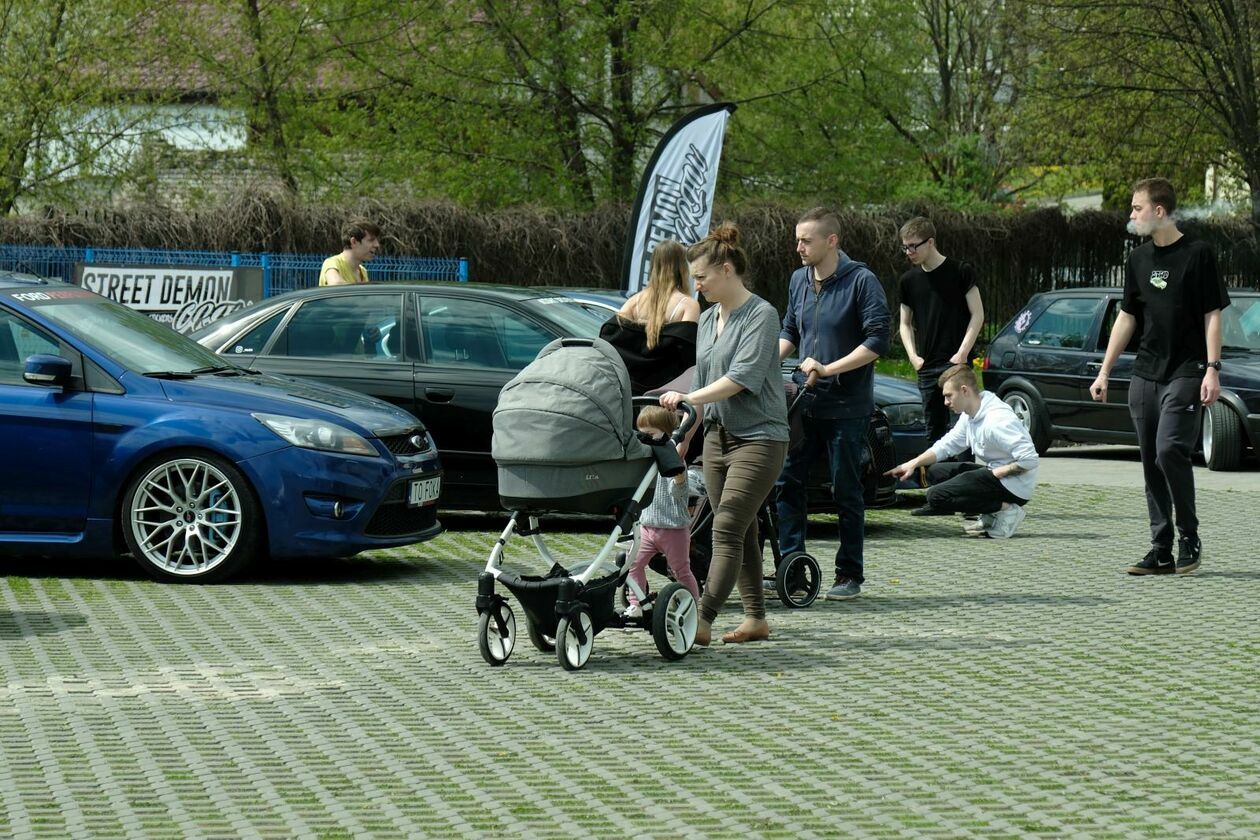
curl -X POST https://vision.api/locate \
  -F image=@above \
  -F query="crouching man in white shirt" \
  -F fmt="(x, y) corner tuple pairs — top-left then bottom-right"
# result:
(886, 364), (1038, 538)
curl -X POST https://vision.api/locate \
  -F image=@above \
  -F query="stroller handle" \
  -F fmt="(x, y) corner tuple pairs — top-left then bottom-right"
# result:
(805, 369), (820, 388)
(632, 396), (698, 441)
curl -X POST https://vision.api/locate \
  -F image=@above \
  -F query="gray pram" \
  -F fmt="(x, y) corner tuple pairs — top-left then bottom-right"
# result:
(476, 337), (699, 670)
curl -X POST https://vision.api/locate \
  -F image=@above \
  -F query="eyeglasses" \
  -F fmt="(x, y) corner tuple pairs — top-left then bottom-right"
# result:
(901, 239), (930, 254)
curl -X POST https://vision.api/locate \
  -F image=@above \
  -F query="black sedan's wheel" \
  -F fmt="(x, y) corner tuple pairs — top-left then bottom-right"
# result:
(121, 451), (261, 583)
(775, 552), (821, 608)
(1002, 388), (1052, 454)
(478, 601), (516, 666)
(1202, 402), (1243, 471)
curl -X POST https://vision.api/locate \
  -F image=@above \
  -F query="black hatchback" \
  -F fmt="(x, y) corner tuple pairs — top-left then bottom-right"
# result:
(982, 287), (1260, 469)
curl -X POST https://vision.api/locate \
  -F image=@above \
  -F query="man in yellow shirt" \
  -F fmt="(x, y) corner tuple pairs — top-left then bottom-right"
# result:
(319, 220), (380, 286)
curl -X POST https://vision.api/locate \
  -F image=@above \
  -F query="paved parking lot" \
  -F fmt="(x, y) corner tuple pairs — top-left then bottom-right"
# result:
(2, 459), (1259, 838)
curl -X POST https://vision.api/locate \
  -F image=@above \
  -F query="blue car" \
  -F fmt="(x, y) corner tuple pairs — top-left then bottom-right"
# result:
(0, 273), (443, 583)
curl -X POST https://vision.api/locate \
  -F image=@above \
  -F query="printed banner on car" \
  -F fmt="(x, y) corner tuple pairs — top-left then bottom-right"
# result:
(622, 103), (735, 293)
(74, 265), (264, 333)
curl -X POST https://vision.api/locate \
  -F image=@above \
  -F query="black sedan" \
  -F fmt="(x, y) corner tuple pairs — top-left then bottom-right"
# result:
(982, 287), (1260, 469)
(192, 283), (607, 509)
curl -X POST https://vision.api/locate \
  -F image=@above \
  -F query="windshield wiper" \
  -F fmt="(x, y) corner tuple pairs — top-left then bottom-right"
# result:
(143, 365), (254, 379)
(1221, 345), (1258, 353)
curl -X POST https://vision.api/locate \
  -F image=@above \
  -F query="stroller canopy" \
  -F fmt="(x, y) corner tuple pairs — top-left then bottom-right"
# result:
(493, 338), (648, 467)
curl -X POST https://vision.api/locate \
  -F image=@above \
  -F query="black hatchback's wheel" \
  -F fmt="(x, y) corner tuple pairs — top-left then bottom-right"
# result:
(526, 617), (555, 652)
(651, 582), (698, 661)
(555, 608), (594, 671)
(775, 552), (821, 608)
(120, 450), (261, 583)
(1002, 388), (1052, 454)
(1202, 401), (1243, 471)
(478, 601), (516, 666)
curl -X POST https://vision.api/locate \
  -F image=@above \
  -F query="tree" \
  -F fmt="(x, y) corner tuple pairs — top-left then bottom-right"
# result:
(0, 0), (189, 213)
(1035, 0), (1260, 219)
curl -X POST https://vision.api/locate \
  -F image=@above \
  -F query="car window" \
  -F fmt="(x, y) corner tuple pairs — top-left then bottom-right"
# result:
(420, 297), (554, 369)
(1022, 297), (1099, 349)
(222, 309), (288, 357)
(1097, 298), (1140, 353)
(1223, 295), (1260, 352)
(269, 294), (404, 360)
(0, 308), (61, 385)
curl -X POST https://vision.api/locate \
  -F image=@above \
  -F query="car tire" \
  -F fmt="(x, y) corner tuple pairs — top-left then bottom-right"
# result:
(120, 450), (262, 583)
(1001, 388), (1052, 455)
(1202, 402), (1243, 471)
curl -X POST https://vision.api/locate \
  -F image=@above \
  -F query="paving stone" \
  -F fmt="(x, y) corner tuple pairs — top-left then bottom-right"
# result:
(0, 483), (1257, 837)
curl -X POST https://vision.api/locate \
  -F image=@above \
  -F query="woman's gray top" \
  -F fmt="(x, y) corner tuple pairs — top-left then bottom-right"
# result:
(694, 294), (789, 442)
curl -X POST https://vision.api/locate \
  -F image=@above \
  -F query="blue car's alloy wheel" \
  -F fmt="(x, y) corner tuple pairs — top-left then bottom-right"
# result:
(122, 451), (261, 583)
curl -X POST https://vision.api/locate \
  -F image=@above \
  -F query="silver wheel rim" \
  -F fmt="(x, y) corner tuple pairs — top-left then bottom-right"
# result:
(1202, 407), (1214, 461)
(129, 458), (243, 577)
(664, 589), (698, 653)
(562, 612), (593, 668)
(1005, 393), (1032, 430)
(486, 604), (515, 661)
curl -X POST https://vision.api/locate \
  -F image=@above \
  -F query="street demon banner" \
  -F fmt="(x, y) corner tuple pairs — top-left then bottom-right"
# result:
(74, 264), (264, 333)
(622, 103), (735, 293)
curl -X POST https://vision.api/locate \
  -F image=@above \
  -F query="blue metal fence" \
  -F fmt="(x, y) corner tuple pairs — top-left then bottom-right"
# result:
(0, 244), (469, 297)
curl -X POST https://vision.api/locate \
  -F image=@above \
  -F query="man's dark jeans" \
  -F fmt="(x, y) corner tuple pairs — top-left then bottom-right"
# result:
(924, 461), (1026, 514)
(776, 414), (868, 584)
(918, 363), (972, 461)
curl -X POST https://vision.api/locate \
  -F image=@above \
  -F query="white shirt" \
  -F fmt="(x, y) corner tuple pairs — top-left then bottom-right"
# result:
(930, 391), (1039, 500)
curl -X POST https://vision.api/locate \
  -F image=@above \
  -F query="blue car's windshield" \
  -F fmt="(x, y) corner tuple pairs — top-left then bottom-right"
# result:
(32, 297), (234, 374)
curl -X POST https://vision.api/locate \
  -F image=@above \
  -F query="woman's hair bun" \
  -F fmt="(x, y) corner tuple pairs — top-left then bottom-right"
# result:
(706, 222), (741, 247)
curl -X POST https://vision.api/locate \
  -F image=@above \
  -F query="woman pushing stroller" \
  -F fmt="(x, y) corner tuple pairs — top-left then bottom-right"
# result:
(659, 223), (789, 647)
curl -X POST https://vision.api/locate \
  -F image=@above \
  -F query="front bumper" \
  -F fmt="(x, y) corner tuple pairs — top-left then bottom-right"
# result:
(237, 445), (444, 558)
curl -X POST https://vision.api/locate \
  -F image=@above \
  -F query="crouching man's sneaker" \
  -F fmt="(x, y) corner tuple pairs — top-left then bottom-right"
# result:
(1176, 534), (1202, 574)
(962, 513), (996, 537)
(985, 504), (1026, 539)
(1127, 547), (1174, 576)
(825, 576), (861, 601)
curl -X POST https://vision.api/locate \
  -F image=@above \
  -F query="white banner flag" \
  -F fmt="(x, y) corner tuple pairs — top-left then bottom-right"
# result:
(623, 103), (735, 292)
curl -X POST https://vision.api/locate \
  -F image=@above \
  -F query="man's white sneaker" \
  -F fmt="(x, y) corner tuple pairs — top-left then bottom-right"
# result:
(986, 505), (1026, 539)
(962, 513), (996, 536)
(621, 604), (643, 619)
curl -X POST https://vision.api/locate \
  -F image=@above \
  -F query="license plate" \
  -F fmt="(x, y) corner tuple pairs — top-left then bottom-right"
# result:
(407, 477), (440, 507)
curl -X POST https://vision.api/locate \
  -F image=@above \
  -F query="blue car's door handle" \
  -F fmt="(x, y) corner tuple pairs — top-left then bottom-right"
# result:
(424, 388), (455, 403)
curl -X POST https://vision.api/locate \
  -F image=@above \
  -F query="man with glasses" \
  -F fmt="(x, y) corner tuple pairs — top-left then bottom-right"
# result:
(897, 216), (984, 453)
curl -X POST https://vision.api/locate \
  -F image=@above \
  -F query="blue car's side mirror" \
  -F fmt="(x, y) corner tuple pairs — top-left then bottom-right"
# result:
(23, 354), (73, 388)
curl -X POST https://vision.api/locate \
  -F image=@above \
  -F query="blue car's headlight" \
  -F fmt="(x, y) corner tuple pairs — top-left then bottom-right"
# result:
(881, 403), (926, 428)
(253, 413), (377, 457)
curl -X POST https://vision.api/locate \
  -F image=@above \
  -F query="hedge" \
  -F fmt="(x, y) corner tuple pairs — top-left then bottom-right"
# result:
(4, 193), (1256, 345)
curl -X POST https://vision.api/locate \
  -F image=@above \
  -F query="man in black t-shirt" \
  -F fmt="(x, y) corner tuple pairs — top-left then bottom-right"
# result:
(1090, 178), (1230, 576)
(897, 216), (985, 452)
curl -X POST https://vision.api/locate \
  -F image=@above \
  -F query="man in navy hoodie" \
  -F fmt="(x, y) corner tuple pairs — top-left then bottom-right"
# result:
(777, 207), (891, 600)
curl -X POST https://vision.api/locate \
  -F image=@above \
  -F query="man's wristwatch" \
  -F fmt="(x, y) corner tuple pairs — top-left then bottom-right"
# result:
(1202, 360), (1222, 371)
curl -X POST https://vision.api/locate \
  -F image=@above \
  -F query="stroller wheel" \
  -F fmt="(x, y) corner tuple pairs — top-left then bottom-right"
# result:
(776, 552), (821, 608)
(652, 582), (698, 660)
(526, 618), (556, 652)
(477, 601), (516, 666)
(555, 608), (594, 671)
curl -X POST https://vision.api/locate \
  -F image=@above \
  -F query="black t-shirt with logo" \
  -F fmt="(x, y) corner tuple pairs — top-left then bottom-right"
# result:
(1121, 236), (1230, 382)
(897, 257), (977, 368)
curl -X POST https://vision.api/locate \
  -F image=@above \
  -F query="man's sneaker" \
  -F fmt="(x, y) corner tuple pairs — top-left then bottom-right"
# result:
(1126, 547), (1174, 576)
(763, 578), (778, 598)
(621, 604), (643, 619)
(962, 513), (996, 536)
(1176, 534), (1202, 574)
(985, 505), (1026, 539)
(825, 577), (861, 601)
(910, 505), (951, 517)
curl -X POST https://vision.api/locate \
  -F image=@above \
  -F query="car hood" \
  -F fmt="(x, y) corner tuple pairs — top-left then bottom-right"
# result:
(153, 371), (422, 434)
(873, 373), (919, 406)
